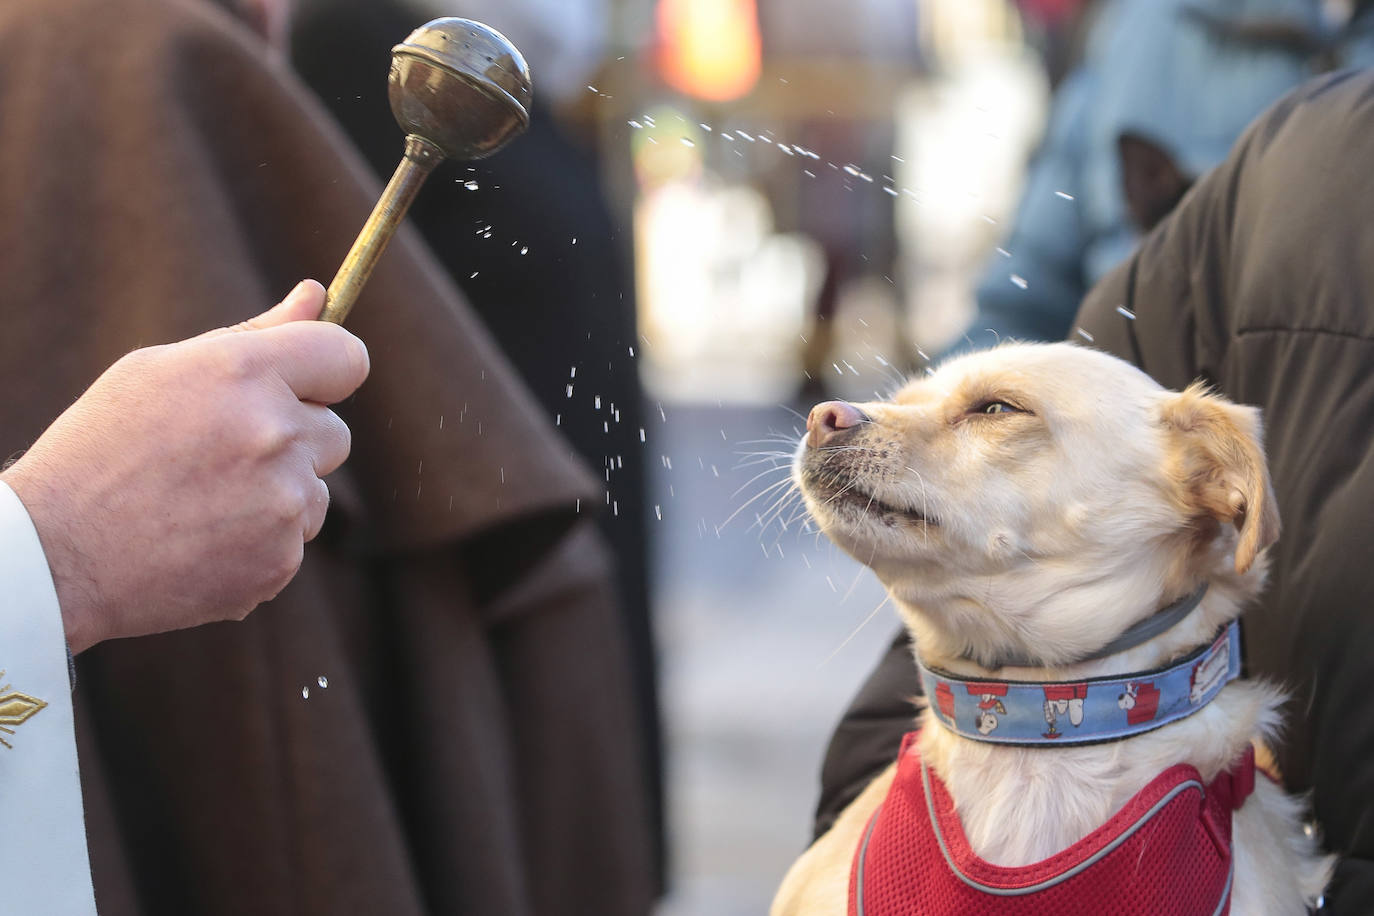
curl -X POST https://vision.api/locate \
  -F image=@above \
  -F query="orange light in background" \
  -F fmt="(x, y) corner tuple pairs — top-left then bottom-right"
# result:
(655, 0), (762, 102)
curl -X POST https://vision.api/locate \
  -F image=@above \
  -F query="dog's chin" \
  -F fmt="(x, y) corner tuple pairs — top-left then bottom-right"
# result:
(800, 477), (939, 557)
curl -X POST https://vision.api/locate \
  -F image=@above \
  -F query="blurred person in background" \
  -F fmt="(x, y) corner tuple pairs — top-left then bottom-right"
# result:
(955, 0), (1348, 353)
(289, 0), (666, 889)
(811, 43), (1374, 916)
(0, 0), (654, 912)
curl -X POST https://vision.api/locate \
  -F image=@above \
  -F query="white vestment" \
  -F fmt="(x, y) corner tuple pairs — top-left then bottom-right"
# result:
(0, 480), (98, 914)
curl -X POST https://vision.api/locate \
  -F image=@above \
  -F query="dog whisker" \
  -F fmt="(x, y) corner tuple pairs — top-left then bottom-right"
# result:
(730, 463), (793, 500)
(817, 592), (892, 669)
(720, 476), (798, 530)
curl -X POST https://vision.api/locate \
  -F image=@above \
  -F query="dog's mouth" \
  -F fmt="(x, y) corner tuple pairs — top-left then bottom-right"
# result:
(804, 475), (937, 527)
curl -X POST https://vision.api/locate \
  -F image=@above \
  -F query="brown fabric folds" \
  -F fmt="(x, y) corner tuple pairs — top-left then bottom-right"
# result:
(0, 0), (654, 912)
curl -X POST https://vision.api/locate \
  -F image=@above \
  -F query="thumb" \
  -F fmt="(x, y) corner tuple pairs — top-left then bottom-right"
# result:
(236, 280), (327, 331)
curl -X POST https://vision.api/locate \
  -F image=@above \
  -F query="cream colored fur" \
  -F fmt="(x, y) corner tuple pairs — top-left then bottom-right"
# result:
(773, 342), (1332, 916)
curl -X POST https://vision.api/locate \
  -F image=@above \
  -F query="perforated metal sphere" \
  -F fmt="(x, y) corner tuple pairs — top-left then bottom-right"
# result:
(387, 18), (532, 161)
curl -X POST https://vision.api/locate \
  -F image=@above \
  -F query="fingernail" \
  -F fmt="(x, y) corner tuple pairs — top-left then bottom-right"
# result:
(281, 280), (311, 306)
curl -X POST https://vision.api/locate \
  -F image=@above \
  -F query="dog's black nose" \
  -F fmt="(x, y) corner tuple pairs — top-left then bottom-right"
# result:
(806, 400), (868, 449)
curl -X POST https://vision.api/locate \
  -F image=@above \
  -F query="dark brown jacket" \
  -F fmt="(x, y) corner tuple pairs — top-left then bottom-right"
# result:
(0, 0), (653, 912)
(814, 70), (1374, 910)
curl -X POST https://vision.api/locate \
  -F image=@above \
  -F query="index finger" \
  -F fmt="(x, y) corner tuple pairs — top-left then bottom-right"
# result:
(251, 320), (371, 405)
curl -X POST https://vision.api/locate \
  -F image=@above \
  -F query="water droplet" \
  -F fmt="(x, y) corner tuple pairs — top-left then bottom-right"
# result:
(680, 137), (695, 147)
(317, 675), (329, 688)
(655, 505), (662, 520)
(627, 119), (643, 129)
(883, 186), (898, 196)
(736, 130), (755, 142)
(595, 395), (602, 409)
(995, 247), (1011, 258)
(566, 384), (574, 397)
(1076, 328), (1096, 342)
(1116, 306), (1136, 320)
(699, 123), (712, 132)
(639, 427), (646, 442)
(843, 164), (861, 177)
(1010, 274), (1028, 289)
(520, 246), (529, 255)
(301, 686), (310, 699)
(1054, 190), (1074, 200)
(464, 180), (480, 190)
(470, 271), (479, 278)
(586, 85), (599, 93)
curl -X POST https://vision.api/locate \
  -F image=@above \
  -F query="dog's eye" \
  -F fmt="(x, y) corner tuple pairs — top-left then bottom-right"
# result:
(979, 401), (1020, 415)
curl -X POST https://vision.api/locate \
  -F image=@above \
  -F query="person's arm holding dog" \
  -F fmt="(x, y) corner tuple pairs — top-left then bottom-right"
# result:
(0, 278), (368, 914)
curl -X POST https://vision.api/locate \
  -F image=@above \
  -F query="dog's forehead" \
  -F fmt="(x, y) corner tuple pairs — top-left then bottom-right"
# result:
(897, 343), (1163, 405)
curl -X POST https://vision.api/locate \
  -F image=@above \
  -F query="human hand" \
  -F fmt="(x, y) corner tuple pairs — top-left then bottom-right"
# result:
(0, 280), (369, 653)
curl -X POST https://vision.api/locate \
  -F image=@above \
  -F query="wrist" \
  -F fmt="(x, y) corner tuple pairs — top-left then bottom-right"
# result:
(0, 461), (104, 653)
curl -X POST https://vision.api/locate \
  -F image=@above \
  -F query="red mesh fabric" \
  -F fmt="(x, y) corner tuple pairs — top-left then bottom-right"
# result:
(848, 733), (1253, 916)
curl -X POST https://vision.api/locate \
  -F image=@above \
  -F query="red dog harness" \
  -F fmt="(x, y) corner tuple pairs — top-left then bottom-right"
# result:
(849, 733), (1255, 916)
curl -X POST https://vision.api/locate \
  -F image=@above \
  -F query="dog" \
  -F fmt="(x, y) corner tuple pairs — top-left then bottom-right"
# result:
(771, 343), (1331, 915)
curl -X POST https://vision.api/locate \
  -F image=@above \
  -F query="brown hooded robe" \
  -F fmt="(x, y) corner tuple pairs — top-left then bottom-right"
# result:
(0, 0), (654, 912)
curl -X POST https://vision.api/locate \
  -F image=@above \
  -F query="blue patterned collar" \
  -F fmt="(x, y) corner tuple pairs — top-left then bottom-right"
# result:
(918, 620), (1241, 746)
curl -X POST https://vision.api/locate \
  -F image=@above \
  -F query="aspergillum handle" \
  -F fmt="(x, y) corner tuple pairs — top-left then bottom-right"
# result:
(319, 135), (444, 324)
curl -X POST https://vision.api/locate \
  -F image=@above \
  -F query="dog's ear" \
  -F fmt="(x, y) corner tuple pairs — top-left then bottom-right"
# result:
(1158, 383), (1280, 574)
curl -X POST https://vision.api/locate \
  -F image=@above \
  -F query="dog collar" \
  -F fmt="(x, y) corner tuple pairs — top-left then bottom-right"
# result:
(918, 620), (1241, 746)
(966, 583), (1209, 669)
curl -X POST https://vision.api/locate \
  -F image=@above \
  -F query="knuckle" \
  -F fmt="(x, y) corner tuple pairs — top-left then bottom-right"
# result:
(264, 540), (304, 595)
(252, 416), (299, 458)
(211, 338), (265, 384)
(269, 479), (310, 524)
(329, 412), (353, 456)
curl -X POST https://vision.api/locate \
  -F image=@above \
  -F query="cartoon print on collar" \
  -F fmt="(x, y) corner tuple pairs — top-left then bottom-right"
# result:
(1041, 683), (1087, 739)
(1192, 636), (1231, 704)
(966, 682), (1007, 734)
(1118, 681), (1161, 726)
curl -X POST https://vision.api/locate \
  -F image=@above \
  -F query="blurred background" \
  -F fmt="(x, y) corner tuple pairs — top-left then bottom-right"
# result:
(284, 0), (1358, 912)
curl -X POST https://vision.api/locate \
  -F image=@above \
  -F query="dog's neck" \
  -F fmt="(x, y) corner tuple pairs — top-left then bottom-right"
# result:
(895, 579), (1268, 866)
(893, 563), (1252, 686)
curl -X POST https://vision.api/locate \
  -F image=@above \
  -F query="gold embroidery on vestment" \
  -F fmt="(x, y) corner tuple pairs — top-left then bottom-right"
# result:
(0, 671), (47, 749)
